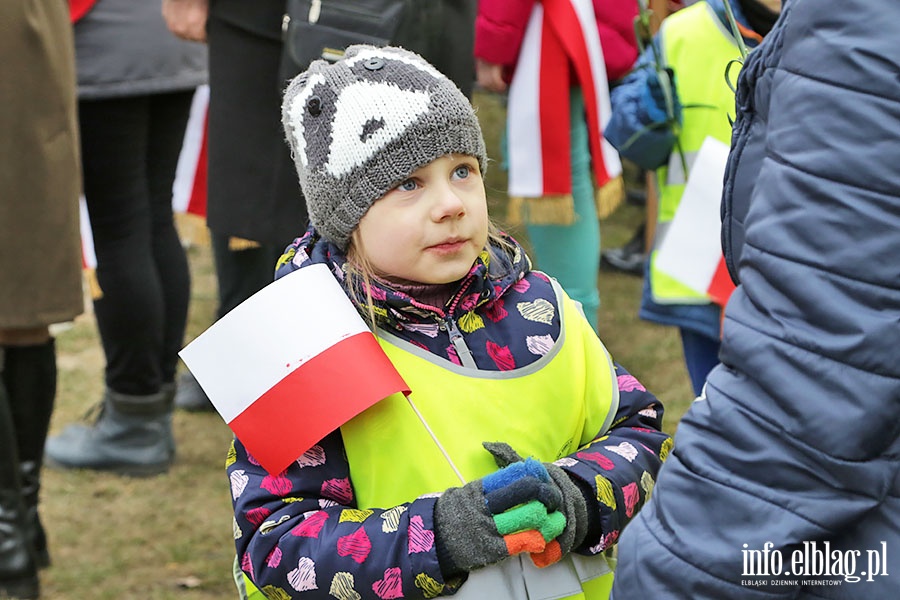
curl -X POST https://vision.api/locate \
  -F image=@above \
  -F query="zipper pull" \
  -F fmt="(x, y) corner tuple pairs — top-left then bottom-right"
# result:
(443, 317), (477, 369)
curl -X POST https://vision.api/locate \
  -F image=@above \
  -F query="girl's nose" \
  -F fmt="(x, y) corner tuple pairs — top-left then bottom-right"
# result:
(431, 184), (466, 221)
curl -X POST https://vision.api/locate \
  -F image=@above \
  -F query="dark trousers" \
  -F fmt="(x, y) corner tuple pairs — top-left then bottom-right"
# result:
(79, 92), (193, 396)
(211, 235), (283, 318)
(679, 328), (721, 397)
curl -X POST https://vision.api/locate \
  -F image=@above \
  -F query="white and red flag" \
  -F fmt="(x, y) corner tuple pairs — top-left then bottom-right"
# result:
(171, 84), (209, 219)
(654, 136), (736, 307)
(506, 0), (622, 213)
(179, 263), (410, 475)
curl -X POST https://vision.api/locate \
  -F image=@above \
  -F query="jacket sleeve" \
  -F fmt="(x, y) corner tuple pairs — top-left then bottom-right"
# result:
(604, 42), (679, 171)
(229, 430), (451, 599)
(473, 0), (535, 67)
(592, 0), (639, 82)
(611, 0), (900, 597)
(559, 361), (672, 553)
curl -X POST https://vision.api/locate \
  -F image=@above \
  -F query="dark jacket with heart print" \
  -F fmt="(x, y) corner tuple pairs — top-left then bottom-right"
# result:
(227, 228), (671, 599)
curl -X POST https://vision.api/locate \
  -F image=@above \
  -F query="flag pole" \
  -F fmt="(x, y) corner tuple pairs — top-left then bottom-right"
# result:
(405, 396), (467, 484)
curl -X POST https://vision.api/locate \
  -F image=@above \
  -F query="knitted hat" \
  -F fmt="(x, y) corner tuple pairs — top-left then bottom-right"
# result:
(282, 45), (487, 249)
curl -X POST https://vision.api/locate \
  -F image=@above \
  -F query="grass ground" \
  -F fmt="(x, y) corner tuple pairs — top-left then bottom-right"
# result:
(37, 92), (694, 599)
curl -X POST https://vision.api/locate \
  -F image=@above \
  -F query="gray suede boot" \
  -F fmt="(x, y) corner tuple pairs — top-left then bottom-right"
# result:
(44, 388), (174, 477)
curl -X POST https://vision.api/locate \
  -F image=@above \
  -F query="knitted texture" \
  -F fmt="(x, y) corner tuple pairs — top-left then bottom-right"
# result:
(281, 45), (487, 249)
(433, 457), (564, 576)
(483, 442), (592, 568)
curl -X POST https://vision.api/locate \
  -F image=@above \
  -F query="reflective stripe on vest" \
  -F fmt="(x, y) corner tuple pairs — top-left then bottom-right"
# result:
(650, 1), (742, 304)
(340, 280), (619, 599)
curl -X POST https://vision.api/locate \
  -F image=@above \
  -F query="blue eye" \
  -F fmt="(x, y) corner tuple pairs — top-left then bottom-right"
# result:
(453, 165), (471, 179)
(397, 179), (417, 192)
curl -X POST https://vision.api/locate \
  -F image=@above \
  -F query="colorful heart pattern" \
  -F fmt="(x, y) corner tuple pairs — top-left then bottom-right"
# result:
(595, 475), (617, 510)
(640, 470), (655, 500)
(623, 482), (640, 517)
(407, 515), (434, 553)
(288, 557), (317, 592)
(526, 334), (554, 356)
(321, 477), (353, 504)
(291, 510), (328, 538)
(230, 469), (249, 500)
(246, 506), (272, 527)
(380, 506), (407, 533)
(660, 438), (673, 462)
(577, 451), (615, 470)
(296, 445), (326, 468)
(372, 567), (403, 599)
(486, 340), (515, 371)
(458, 311), (485, 333)
(261, 473), (293, 496)
(329, 572), (361, 600)
(337, 527), (372, 563)
(617, 373), (646, 392)
(604, 442), (638, 462)
(414, 572), (444, 599)
(339, 509), (374, 523)
(266, 546), (282, 568)
(517, 298), (555, 324)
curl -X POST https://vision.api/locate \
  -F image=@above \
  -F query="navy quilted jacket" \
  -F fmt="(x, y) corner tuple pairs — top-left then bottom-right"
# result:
(611, 0), (900, 597)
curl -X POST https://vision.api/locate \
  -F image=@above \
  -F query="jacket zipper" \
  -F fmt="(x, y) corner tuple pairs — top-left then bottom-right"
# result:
(440, 317), (477, 369)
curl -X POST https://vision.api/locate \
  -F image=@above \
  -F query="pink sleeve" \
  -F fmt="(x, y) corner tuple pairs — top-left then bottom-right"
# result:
(474, 0), (536, 67)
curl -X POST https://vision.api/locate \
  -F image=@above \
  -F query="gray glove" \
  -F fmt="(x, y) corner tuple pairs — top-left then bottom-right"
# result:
(433, 447), (566, 576)
(484, 442), (589, 568)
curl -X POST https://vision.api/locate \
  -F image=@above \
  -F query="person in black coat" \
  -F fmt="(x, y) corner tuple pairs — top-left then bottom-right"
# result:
(163, 0), (478, 410)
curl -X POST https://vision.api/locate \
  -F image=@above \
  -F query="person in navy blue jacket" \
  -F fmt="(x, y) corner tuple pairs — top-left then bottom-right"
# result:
(610, 0), (899, 597)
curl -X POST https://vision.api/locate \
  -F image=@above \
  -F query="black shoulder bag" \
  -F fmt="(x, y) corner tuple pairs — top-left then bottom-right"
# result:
(279, 0), (408, 82)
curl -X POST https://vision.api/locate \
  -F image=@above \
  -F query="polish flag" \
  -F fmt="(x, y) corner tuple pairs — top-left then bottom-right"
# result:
(179, 264), (410, 475)
(79, 197), (96, 271)
(654, 136), (736, 307)
(171, 85), (209, 218)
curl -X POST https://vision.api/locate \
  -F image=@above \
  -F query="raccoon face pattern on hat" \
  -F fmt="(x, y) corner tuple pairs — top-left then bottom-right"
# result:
(282, 45), (487, 250)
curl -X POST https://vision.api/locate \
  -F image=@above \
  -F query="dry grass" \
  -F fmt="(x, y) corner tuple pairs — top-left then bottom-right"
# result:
(38, 92), (694, 599)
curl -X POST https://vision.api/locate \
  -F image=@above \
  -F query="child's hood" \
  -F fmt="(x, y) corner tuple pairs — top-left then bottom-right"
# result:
(274, 225), (532, 328)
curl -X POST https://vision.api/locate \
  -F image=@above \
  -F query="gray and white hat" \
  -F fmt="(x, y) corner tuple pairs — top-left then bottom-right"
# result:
(282, 45), (487, 250)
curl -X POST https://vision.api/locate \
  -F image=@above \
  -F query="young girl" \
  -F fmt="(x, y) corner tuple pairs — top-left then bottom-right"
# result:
(228, 45), (672, 600)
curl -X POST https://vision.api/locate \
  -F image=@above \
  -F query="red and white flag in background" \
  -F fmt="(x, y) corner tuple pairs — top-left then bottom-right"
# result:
(179, 263), (410, 475)
(171, 84), (209, 219)
(654, 136), (736, 307)
(507, 0), (622, 201)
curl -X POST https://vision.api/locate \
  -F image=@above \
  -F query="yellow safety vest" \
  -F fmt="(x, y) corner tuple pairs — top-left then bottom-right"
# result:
(340, 281), (618, 600)
(650, 1), (743, 304)
(242, 282), (619, 600)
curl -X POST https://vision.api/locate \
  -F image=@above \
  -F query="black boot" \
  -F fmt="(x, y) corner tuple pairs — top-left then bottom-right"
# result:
(0, 359), (39, 600)
(2, 342), (56, 570)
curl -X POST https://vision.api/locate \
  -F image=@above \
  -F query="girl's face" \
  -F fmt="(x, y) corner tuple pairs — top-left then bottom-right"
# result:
(355, 154), (489, 285)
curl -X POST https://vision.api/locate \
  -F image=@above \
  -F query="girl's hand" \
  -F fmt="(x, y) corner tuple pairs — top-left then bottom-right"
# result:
(476, 59), (508, 93)
(162, 0), (209, 43)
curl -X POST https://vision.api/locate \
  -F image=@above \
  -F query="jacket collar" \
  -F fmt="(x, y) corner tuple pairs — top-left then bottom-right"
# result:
(286, 227), (532, 329)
